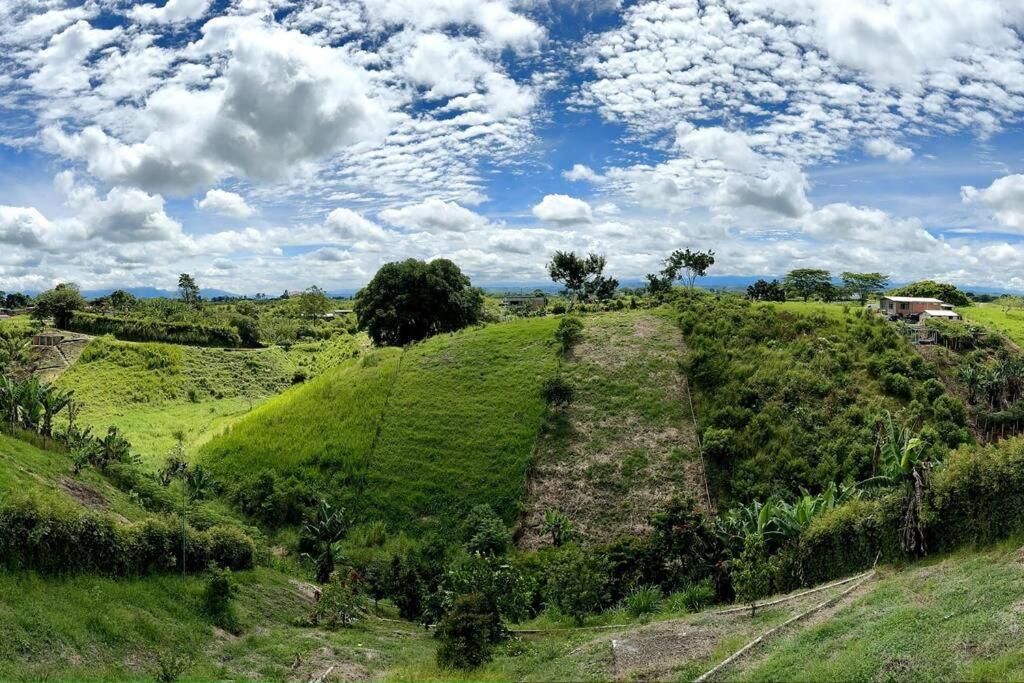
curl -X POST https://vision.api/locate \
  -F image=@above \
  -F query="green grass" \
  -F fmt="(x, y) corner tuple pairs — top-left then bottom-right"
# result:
(0, 567), (434, 681)
(959, 303), (1024, 347)
(771, 300), (864, 321)
(0, 433), (150, 522)
(0, 315), (37, 336)
(201, 317), (560, 531)
(52, 336), (361, 468)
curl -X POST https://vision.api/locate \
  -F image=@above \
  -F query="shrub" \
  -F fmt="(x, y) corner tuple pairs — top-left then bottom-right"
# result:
(464, 504), (511, 556)
(67, 311), (244, 348)
(665, 579), (716, 613)
(882, 372), (912, 398)
(623, 585), (661, 618)
(545, 544), (611, 625)
(435, 592), (501, 670)
(554, 316), (584, 352)
(798, 497), (902, 585)
(204, 567), (241, 634)
(731, 535), (773, 605)
(541, 376), (574, 407)
(311, 573), (365, 629)
(0, 497), (256, 576)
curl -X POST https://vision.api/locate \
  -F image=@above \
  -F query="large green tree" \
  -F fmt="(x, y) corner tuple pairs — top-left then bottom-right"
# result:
(547, 251), (617, 305)
(662, 249), (715, 290)
(33, 283), (86, 328)
(841, 272), (890, 305)
(783, 269), (831, 302)
(354, 258), (484, 346)
(178, 273), (201, 307)
(888, 280), (970, 307)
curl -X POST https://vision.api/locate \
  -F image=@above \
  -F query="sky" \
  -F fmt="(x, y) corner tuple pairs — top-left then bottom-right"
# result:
(3, 0), (1024, 295)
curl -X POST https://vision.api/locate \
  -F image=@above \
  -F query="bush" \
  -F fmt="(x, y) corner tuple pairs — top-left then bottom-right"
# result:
(798, 497), (902, 585)
(623, 584), (661, 618)
(554, 316), (584, 352)
(311, 573), (365, 629)
(0, 497), (256, 576)
(541, 376), (574, 407)
(882, 372), (912, 398)
(68, 311), (244, 348)
(463, 505), (511, 557)
(435, 592), (501, 670)
(545, 544), (611, 625)
(665, 579), (716, 613)
(204, 567), (241, 634)
(731, 535), (773, 605)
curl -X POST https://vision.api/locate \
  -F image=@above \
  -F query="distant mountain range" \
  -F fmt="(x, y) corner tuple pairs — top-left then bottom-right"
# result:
(81, 287), (241, 300)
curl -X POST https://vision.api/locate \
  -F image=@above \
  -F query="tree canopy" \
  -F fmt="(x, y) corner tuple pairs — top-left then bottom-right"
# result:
(888, 280), (970, 307)
(841, 272), (889, 305)
(783, 269), (832, 302)
(354, 258), (484, 346)
(33, 283), (86, 328)
(178, 273), (201, 307)
(746, 279), (786, 302)
(662, 249), (715, 290)
(547, 251), (618, 304)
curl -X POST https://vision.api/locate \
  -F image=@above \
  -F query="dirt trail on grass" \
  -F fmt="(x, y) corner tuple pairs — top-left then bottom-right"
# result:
(517, 311), (703, 549)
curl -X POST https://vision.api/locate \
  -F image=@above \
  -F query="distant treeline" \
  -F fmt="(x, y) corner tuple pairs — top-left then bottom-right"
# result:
(67, 311), (246, 348)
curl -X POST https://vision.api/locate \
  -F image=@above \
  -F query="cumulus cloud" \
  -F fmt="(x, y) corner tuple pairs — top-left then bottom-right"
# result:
(380, 199), (489, 232)
(563, 164), (602, 182)
(864, 138), (914, 162)
(130, 0), (212, 25)
(324, 208), (390, 241)
(0, 206), (60, 248)
(196, 189), (256, 218)
(962, 174), (1024, 231)
(803, 203), (936, 250)
(532, 194), (593, 225)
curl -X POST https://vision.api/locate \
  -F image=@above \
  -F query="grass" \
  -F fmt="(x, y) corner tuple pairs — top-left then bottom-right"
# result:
(201, 316), (560, 532)
(53, 335), (362, 469)
(0, 433), (150, 522)
(521, 309), (697, 547)
(959, 303), (1024, 347)
(0, 567), (434, 681)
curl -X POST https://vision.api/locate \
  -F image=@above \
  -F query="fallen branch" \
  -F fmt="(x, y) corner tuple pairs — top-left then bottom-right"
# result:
(693, 569), (876, 683)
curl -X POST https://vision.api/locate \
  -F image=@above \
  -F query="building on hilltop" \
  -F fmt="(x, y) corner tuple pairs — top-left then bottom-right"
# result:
(880, 296), (957, 322)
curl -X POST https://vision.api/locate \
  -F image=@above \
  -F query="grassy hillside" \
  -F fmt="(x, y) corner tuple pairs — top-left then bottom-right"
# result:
(959, 303), (1024, 347)
(0, 433), (150, 522)
(53, 336), (361, 468)
(201, 317), (560, 531)
(520, 309), (699, 547)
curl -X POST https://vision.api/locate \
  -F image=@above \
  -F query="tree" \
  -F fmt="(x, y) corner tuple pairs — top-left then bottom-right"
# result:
(841, 272), (889, 305)
(296, 286), (331, 320)
(546, 544), (610, 625)
(746, 279), (786, 302)
(178, 273), (201, 307)
(542, 510), (574, 547)
(4, 292), (30, 309)
(302, 499), (348, 583)
(33, 283), (86, 328)
(160, 435), (210, 579)
(354, 259), (484, 346)
(888, 280), (970, 307)
(108, 289), (138, 313)
(463, 505), (511, 557)
(783, 269), (831, 302)
(547, 251), (616, 306)
(39, 385), (73, 438)
(645, 273), (672, 295)
(435, 592), (501, 670)
(662, 249), (715, 290)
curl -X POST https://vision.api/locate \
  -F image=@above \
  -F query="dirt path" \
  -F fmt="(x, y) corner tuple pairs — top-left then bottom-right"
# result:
(518, 311), (703, 549)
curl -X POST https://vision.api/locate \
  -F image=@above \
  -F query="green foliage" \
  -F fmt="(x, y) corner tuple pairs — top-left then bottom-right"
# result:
(302, 500), (348, 583)
(354, 258), (484, 346)
(783, 269), (832, 301)
(33, 283), (86, 328)
(311, 572), (365, 629)
(68, 311), (245, 347)
(798, 497), (902, 585)
(541, 375), (574, 407)
(889, 280), (970, 307)
(554, 315), (584, 353)
(841, 272), (889, 304)
(442, 554), (534, 625)
(463, 504), (511, 556)
(731, 534), (773, 605)
(203, 567), (240, 634)
(548, 251), (617, 304)
(542, 509), (574, 547)
(435, 592), (501, 670)
(664, 579), (716, 613)
(545, 544), (611, 625)
(746, 279), (786, 302)
(661, 248), (715, 289)
(0, 496), (256, 575)
(622, 584), (661, 618)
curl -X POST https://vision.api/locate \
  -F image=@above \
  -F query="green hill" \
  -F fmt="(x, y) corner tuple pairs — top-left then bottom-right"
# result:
(200, 316), (561, 532)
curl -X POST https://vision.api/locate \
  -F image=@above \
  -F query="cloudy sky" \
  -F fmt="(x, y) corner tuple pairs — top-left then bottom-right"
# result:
(3, 0), (1024, 294)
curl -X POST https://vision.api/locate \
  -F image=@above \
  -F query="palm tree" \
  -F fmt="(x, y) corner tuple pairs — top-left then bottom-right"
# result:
(958, 363), (981, 405)
(39, 386), (73, 438)
(303, 500), (348, 583)
(875, 411), (932, 555)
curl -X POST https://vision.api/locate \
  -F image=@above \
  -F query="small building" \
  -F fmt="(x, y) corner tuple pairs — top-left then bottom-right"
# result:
(879, 296), (947, 320)
(501, 296), (547, 309)
(32, 333), (64, 348)
(920, 309), (962, 322)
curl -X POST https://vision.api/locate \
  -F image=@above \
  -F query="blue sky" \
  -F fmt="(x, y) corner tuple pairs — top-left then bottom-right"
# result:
(2, 0), (1024, 294)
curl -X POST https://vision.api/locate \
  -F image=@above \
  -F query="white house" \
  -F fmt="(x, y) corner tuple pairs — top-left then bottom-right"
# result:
(919, 309), (962, 322)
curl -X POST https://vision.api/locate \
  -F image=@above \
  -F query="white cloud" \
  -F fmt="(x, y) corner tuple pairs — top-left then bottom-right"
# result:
(716, 164), (812, 219)
(962, 174), (1024, 231)
(196, 189), (256, 218)
(532, 194), (593, 225)
(0, 206), (59, 248)
(380, 199), (489, 232)
(563, 164), (602, 182)
(324, 208), (390, 241)
(864, 138), (914, 162)
(130, 0), (212, 25)
(803, 203), (936, 250)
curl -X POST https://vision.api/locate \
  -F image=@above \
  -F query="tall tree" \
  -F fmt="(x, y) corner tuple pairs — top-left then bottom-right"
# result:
(108, 289), (138, 314)
(841, 272), (889, 305)
(355, 259), (484, 346)
(547, 251), (616, 305)
(746, 279), (786, 302)
(783, 269), (831, 302)
(662, 249), (715, 290)
(33, 283), (86, 328)
(178, 273), (201, 308)
(297, 286), (331, 320)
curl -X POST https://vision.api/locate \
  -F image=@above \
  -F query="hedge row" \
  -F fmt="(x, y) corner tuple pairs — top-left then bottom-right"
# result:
(799, 437), (1024, 584)
(0, 497), (256, 576)
(67, 311), (243, 348)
